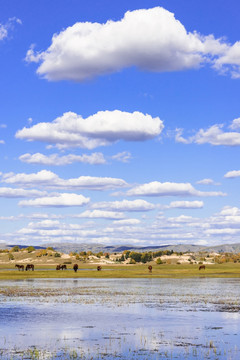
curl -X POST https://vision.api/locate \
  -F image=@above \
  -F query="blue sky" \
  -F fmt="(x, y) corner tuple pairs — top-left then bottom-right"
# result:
(1, 0), (240, 246)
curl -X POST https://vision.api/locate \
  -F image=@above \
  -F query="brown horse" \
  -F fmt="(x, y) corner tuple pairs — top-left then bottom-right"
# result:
(56, 265), (61, 270)
(97, 266), (102, 271)
(15, 264), (24, 271)
(148, 265), (152, 273)
(60, 264), (67, 270)
(73, 264), (78, 272)
(199, 265), (206, 270)
(25, 264), (34, 271)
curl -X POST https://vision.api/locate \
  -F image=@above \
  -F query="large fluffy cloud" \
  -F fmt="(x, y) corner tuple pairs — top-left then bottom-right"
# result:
(126, 181), (226, 197)
(26, 7), (230, 81)
(16, 110), (163, 149)
(1, 170), (128, 190)
(19, 193), (90, 207)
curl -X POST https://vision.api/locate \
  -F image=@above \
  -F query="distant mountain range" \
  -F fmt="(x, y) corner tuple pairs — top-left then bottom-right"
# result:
(4, 242), (240, 254)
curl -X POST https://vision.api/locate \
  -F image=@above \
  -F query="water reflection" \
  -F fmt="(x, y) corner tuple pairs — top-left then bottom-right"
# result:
(0, 278), (239, 359)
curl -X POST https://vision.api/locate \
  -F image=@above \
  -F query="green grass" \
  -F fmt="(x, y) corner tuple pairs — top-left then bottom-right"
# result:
(1, 262), (240, 280)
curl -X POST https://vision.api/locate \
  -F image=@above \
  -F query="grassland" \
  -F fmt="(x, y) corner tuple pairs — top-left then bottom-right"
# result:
(1, 246), (240, 280)
(1, 262), (240, 280)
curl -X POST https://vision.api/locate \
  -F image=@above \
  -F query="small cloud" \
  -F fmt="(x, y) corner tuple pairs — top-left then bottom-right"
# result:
(0, 17), (22, 41)
(113, 218), (141, 225)
(111, 151), (132, 163)
(19, 152), (106, 166)
(196, 178), (220, 185)
(166, 200), (204, 209)
(126, 181), (226, 197)
(229, 117), (240, 130)
(175, 128), (190, 144)
(91, 199), (156, 212)
(76, 210), (125, 220)
(176, 122), (240, 146)
(224, 170), (240, 178)
(19, 193), (90, 208)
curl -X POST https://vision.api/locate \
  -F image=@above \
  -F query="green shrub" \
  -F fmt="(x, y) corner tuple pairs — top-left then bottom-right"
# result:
(26, 246), (35, 253)
(12, 246), (20, 252)
(8, 253), (14, 260)
(129, 251), (142, 263)
(141, 252), (152, 263)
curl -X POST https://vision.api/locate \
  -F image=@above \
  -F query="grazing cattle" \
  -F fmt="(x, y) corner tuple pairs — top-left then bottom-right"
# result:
(97, 266), (102, 271)
(56, 265), (61, 270)
(60, 264), (67, 270)
(25, 264), (34, 271)
(199, 265), (206, 270)
(73, 264), (78, 273)
(148, 265), (152, 273)
(15, 264), (24, 271)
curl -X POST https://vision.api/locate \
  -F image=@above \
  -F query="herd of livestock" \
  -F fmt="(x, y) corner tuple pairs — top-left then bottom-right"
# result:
(15, 264), (103, 272)
(15, 264), (206, 272)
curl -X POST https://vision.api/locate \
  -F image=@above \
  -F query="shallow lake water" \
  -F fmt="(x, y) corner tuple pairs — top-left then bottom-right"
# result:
(0, 278), (240, 359)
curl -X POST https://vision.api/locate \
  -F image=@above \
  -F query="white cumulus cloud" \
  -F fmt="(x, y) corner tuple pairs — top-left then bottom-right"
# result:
(193, 125), (240, 146)
(176, 119), (240, 146)
(1, 170), (128, 190)
(25, 7), (230, 81)
(214, 42), (240, 78)
(19, 152), (106, 165)
(167, 200), (204, 209)
(0, 187), (47, 198)
(113, 219), (141, 225)
(77, 210), (125, 220)
(126, 181), (226, 197)
(229, 117), (240, 130)
(16, 110), (163, 149)
(19, 193), (90, 207)
(91, 199), (156, 212)
(224, 170), (240, 178)
(196, 178), (220, 185)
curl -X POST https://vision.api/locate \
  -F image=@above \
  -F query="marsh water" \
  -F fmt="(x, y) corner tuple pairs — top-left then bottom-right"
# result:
(0, 278), (240, 359)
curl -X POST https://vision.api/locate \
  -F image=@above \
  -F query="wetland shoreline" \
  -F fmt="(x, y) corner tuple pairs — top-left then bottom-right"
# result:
(0, 278), (240, 359)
